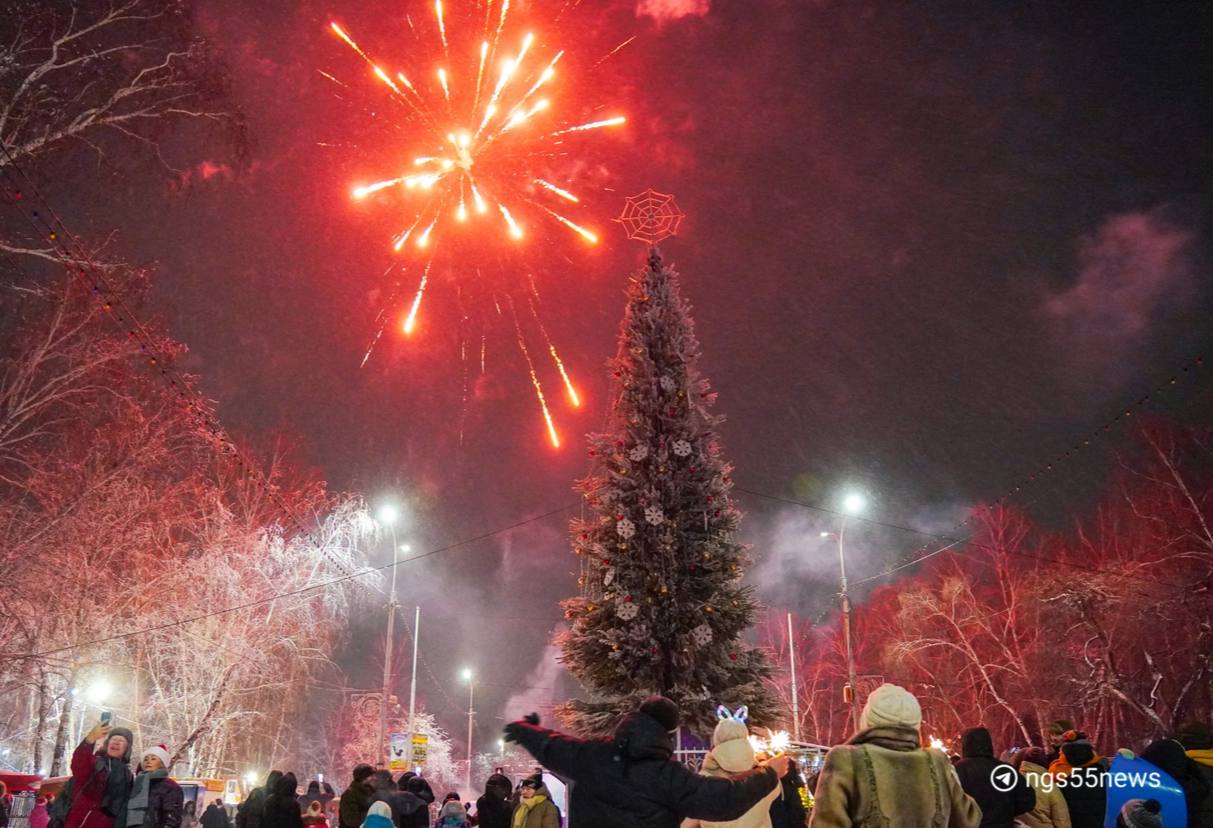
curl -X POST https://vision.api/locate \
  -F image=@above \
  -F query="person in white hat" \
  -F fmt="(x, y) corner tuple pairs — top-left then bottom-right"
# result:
(683, 707), (783, 828)
(125, 744), (184, 828)
(809, 684), (982, 828)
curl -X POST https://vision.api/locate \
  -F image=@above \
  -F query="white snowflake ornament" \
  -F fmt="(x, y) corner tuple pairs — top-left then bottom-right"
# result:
(660, 375), (676, 392)
(692, 623), (714, 646)
(672, 439), (693, 458)
(616, 518), (636, 539)
(617, 600), (639, 620)
(644, 505), (665, 526)
(628, 445), (649, 462)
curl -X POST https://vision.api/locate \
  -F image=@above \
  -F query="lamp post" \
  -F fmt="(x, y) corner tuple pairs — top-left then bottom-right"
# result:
(461, 668), (475, 795)
(824, 490), (866, 735)
(787, 611), (800, 742)
(405, 604), (420, 772)
(377, 503), (401, 769)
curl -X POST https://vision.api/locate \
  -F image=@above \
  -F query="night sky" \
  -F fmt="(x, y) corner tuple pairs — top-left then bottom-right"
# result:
(33, 0), (1213, 748)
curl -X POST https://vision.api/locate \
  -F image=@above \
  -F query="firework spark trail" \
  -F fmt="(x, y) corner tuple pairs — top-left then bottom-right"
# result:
(403, 258), (434, 334)
(509, 296), (560, 448)
(534, 178), (578, 202)
(317, 69), (348, 87)
(592, 35), (635, 69)
(361, 264), (403, 367)
(435, 0), (449, 57)
(473, 40), (489, 114)
(549, 116), (626, 136)
(531, 201), (597, 243)
(525, 284), (580, 407)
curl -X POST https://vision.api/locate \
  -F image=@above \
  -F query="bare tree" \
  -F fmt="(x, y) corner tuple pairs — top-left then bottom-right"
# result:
(0, 0), (231, 176)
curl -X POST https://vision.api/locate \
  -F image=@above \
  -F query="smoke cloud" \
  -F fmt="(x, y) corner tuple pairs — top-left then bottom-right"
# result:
(1042, 210), (1199, 376)
(636, 0), (710, 24)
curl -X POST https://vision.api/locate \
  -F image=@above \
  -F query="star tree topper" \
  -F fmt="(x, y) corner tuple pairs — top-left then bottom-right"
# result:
(616, 189), (685, 244)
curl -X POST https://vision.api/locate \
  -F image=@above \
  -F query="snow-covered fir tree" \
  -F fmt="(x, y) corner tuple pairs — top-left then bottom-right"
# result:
(558, 247), (774, 736)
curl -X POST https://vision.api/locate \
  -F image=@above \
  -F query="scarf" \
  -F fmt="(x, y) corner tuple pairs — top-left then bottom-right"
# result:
(1048, 752), (1102, 777)
(1188, 749), (1213, 768)
(126, 770), (169, 827)
(99, 755), (134, 818)
(847, 726), (921, 752)
(511, 795), (547, 828)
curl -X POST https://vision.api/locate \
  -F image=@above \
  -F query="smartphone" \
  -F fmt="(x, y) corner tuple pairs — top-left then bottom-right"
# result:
(100, 711), (113, 726)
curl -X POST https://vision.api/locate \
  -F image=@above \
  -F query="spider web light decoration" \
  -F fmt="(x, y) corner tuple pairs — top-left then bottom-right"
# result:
(616, 189), (684, 243)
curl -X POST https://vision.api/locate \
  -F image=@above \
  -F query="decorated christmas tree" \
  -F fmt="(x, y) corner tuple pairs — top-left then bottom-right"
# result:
(559, 239), (774, 736)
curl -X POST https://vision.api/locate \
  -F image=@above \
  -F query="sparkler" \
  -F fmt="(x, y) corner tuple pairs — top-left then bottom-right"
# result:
(331, 1), (626, 447)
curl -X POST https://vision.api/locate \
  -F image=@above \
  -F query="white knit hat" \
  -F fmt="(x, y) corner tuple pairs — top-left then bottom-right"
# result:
(142, 743), (173, 770)
(859, 684), (922, 730)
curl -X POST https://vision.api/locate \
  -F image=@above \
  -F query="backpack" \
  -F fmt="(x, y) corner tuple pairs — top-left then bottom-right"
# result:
(47, 779), (78, 828)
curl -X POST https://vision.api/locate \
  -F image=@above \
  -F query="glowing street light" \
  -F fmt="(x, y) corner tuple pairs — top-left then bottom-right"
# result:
(842, 491), (866, 515)
(377, 504), (401, 525)
(243, 771), (259, 786)
(84, 680), (112, 705)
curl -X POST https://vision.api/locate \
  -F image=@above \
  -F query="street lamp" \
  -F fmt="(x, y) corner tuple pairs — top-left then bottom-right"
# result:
(84, 680), (113, 705)
(376, 501), (404, 769)
(461, 668), (475, 795)
(829, 490), (866, 735)
(74, 679), (113, 743)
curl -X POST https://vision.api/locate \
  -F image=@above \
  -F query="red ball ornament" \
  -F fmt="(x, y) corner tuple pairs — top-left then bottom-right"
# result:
(624, 595), (633, 603)
(728, 653), (738, 661)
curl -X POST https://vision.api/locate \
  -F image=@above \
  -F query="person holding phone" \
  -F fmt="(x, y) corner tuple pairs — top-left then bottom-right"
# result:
(60, 721), (135, 828)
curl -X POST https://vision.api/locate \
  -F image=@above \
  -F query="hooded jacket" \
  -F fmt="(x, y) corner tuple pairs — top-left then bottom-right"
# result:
(684, 720), (781, 828)
(201, 804), (230, 828)
(808, 726), (982, 828)
(241, 775), (285, 828)
(509, 785), (559, 828)
(367, 776), (424, 828)
(262, 778), (303, 828)
(505, 711), (780, 828)
(954, 728), (1034, 828)
(338, 781), (374, 828)
(1140, 739), (1212, 828)
(1183, 744), (1213, 828)
(473, 775), (512, 828)
(1015, 760), (1071, 828)
(1048, 741), (1106, 828)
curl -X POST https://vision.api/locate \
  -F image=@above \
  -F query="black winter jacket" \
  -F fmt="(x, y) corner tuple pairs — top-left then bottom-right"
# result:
(338, 783), (373, 828)
(471, 775), (512, 828)
(1055, 743), (1107, 828)
(261, 795), (303, 828)
(768, 771), (807, 828)
(140, 778), (185, 828)
(201, 804), (230, 828)
(505, 711), (779, 828)
(1141, 739), (1212, 828)
(954, 728), (1034, 828)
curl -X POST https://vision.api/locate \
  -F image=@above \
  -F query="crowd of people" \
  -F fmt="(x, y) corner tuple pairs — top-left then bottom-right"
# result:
(11, 693), (1213, 828)
(497, 686), (1213, 828)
